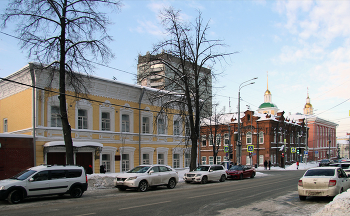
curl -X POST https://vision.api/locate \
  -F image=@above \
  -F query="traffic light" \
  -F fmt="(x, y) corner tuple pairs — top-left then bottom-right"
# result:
(297, 148), (299, 154)
(282, 153), (285, 158)
(249, 152), (252, 157)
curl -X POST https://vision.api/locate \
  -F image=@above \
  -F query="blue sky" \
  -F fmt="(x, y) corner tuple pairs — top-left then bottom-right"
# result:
(1, 0), (350, 137)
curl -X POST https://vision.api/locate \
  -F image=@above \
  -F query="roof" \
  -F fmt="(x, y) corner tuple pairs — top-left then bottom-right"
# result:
(44, 141), (103, 148)
(259, 102), (278, 109)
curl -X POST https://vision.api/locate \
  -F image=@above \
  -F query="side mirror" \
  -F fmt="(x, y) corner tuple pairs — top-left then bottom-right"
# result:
(149, 170), (154, 175)
(209, 169), (213, 172)
(28, 178), (34, 182)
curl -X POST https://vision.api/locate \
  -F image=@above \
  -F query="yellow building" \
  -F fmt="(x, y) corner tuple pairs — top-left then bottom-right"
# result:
(0, 63), (191, 173)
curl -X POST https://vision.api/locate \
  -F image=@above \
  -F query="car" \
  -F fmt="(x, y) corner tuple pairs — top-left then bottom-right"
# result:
(298, 167), (350, 201)
(329, 163), (350, 176)
(183, 165), (227, 184)
(0, 165), (88, 204)
(226, 165), (256, 180)
(114, 164), (179, 192)
(319, 159), (334, 167)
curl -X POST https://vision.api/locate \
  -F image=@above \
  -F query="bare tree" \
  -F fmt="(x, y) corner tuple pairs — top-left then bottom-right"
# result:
(138, 8), (236, 170)
(1, 0), (121, 165)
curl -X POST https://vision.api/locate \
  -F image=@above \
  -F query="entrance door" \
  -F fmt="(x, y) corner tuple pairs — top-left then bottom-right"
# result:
(76, 152), (93, 173)
(47, 152), (66, 165)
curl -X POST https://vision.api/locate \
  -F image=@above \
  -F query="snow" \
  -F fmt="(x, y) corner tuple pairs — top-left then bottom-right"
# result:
(87, 162), (350, 215)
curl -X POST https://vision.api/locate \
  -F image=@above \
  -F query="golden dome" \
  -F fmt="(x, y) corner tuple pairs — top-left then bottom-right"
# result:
(304, 103), (312, 108)
(265, 89), (271, 95)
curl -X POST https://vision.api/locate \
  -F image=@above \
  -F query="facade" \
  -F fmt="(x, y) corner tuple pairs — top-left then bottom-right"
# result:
(0, 63), (191, 174)
(200, 110), (307, 167)
(137, 52), (212, 115)
(336, 133), (349, 159)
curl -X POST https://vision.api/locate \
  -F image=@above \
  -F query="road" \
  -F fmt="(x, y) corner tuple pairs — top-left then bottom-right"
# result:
(1, 170), (331, 216)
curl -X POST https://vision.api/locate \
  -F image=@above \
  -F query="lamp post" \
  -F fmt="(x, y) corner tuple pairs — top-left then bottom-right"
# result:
(237, 77), (257, 164)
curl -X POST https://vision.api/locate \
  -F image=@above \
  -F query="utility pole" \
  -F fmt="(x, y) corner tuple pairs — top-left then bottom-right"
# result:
(328, 134), (331, 159)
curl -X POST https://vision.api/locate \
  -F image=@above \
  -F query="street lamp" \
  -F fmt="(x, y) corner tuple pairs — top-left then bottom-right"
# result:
(237, 77), (257, 164)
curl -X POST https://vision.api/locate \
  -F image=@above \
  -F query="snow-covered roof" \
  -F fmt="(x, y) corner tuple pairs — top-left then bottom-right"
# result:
(0, 133), (32, 138)
(44, 141), (103, 148)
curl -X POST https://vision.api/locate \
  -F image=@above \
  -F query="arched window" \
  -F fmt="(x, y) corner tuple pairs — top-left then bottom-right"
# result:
(246, 132), (252, 144)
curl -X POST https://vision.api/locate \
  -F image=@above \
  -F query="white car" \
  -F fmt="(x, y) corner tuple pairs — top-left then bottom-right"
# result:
(114, 164), (179, 192)
(0, 165), (88, 204)
(183, 165), (227, 184)
(298, 167), (350, 200)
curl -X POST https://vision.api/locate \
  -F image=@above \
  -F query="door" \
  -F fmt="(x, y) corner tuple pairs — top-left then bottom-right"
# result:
(149, 166), (162, 185)
(47, 152), (66, 165)
(76, 152), (93, 173)
(26, 171), (50, 196)
(49, 170), (69, 194)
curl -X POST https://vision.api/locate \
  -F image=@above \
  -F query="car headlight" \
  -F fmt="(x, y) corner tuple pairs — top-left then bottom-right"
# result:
(196, 174), (202, 177)
(126, 176), (137, 181)
(0, 186), (5, 190)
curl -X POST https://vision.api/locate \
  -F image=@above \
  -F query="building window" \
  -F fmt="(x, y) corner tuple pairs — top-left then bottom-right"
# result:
(274, 131), (276, 143)
(102, 154), (111, 172)
(185, 153), (190, 168)
(259, 155), (264, 165)
(101, 112), (110, 131)
(173, 120), (180, 135)
(142, 117), (150, 134)
(216, 156), (221, 164)
(224, 133), (229, 146)
(78, 109), (88, 129)
(3, 118), (8, 132)
(209, 134), (214, 146)
(202, 156), (207, 165)
(50, 106), (61, 127)
(185, 121), (190, 136)
(209, 156), (214, 165)
(201, 135), (207, 146)
(142, 154), (150, 164)
(173, 154), (180, 168)
(122, 114), (130, 132)
(246, 132), (252, 144)
(246, 156), (251, 165)
(158, 116), (166, 134)
(259, 131), (264, 144)
(122, 154), (129, 172)
(158, 154), (164, 164)
(216, 134), (221, 146)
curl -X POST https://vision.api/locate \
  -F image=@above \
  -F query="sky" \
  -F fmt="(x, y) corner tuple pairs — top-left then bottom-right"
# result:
(1, 0), (350, 137)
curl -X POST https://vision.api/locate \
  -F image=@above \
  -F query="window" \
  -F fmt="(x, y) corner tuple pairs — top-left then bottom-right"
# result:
(51, 170), (66, 179)
(259, 155), (264, 165)
(246, 156), (251, 165)
(158, 117), (166, 134)
(173, 154), (180, 168)
(216, 156), (221, 164)
(142, 117), (150, 134)
(173, 120), (180, 135)
(201, 135), (207, 147)
(158, 154), (164, 164)
(78, 109), (88, 129)
(209, 134), (214, 146)
(274, 131), (276, 143)
(259, 131), (264, 144)
(185, 121), (190, 136)
(32, 171), (49, 181)
(216, 134), (221, 146)
(122, 114), (130, 132)
(122, 154), (129, 172)
(201, 156), (207, 165)
(101, 112), (110, 131)
(185, 153), (190, 167)
(3, 118), (8, 132)
(224, 134), (229, 146)
(209, 156), (214, 165)
(142, 154), (150, 164)
(50, 106), (61, 127)
(246, 132), (252, 144)
(102, 154), (111, 172)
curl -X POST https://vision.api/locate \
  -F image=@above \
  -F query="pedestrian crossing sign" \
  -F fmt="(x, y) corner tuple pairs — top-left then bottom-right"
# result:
(247, 145), (254, 152)
(291, 147), (296, 153)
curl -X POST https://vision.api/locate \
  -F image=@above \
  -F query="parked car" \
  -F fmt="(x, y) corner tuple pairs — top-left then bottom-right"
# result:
(183, 165), (227, 184)
(298, 167), (350, 201)
(226, 165), (256, 180)
(319, 159), (334, 167)
(329, 163), (350, 176)
(114, 164), (179, 192)
(0, 165), (88, 204)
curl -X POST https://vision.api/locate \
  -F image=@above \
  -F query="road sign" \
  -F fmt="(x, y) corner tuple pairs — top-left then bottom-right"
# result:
(304, 151), (308, 155)
(291, 147), (296, 153)
(224, 146), (229, 153)
(247, 145), (254, 152)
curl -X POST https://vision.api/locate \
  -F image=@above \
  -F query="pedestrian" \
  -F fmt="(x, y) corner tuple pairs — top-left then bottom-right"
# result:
(268, 160), (271, 170)
(87, 165), (93, 174)
(264, 160), (267, 170)
(100, 164), (106, 173)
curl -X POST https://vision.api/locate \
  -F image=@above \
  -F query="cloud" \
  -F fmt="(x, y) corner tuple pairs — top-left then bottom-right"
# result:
(130, 20), (164, 36)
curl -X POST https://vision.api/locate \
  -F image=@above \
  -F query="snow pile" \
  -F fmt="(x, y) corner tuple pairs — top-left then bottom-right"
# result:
(312, 189), (350, 216)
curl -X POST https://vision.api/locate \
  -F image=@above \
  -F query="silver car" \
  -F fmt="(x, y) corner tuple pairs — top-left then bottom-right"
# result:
(183, 165), (227, 184)
(114, 164), (179, 192)
(298, 167), (350, 200)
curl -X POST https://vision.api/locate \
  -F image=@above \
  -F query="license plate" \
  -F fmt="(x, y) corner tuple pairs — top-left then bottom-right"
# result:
(308, 192), (321, 196)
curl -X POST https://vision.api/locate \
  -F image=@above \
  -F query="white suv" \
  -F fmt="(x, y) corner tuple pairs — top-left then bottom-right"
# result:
(114, 164), (179, 192)
(183, 165), (227, 184)
(0, 165), (88, 204)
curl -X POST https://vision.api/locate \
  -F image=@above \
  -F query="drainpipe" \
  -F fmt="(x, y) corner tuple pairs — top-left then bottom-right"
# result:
(138, 87), (145, 165)
(30, 64), (36, 166)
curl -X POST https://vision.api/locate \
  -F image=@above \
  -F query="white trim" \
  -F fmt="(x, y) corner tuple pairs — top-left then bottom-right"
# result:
(44, 141), (103, 147)
(101, 146), (117, 173)
(99, 100), (115, 132)
(172, 148), (184, 168)
(119, 146), (135, 171)
(75, 99), (93, 130)
(141, 108), (153, 134)
(141, 147), (155, 164)
(120, 104), (133, 133)
(156, 147), (169, 165)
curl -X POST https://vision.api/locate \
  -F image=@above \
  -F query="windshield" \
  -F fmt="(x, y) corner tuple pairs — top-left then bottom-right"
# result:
(10, 170), (37, 180)
(229, 165), (243, 171)
(304, 169), (335, 177)
(320, 159), (329, 162)
(127, 166), (151, 173)
(194, 166), (209, 171)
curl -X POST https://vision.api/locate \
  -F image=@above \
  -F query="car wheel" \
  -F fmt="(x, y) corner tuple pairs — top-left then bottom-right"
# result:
(167, 178), (177, 189)
(299, 195), (306, 201)
(138, 180), (148, 192)
(239, 174), (243, 180)
(219, 174), (226, 182)
(70, 186), (83, 198)
(7, 190), (23, 204)
(201, 176), (208, 184)
(250, 172), (255, 178)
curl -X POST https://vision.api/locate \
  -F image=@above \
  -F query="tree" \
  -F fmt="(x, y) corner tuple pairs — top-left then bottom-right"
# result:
(1, 0), (121, 165)
(138, 8), (235, 170)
